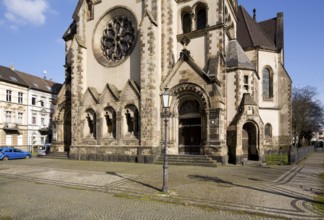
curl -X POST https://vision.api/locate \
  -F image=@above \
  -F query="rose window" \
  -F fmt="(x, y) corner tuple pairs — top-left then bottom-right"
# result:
(101, 16), (135, 62)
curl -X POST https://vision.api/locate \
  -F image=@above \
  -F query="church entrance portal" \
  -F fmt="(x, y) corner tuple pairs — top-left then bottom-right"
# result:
(242, 122), (258, 160)
(178, 100), (201, 154)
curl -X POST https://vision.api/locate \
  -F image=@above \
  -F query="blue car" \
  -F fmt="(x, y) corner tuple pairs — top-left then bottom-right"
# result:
(0, 147), (32, 160)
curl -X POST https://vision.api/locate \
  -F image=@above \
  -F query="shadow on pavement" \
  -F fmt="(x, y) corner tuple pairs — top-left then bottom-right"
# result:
(106, 171), (161, 192)
(188, 174), (324, 206)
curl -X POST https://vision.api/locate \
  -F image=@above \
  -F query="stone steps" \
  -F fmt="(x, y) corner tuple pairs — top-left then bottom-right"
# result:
(38, 152), (68, 160)
(155, 155), (217, 167)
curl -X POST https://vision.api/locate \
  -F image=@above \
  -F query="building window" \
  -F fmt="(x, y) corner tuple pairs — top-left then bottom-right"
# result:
(262, 68), (273, 99)
(182, 12), (192, 33)
(18, 92), (23, 104)
(6, 135), (12, 145)
(196, 6), (207, 30)
(243, 75), (249, 91)
(32, 113), (37, 125)
(41, 117), (45, 126)
(41, 136), (46, 144)
(265, 123), (272, 139)
(18, 112), (23, 124)
(6, 90), (12, 102)
(18, 135), (23, 146)
(32, 97), (36, 105)
(6, 111), (12, 123)
(40, 99), (45, 107)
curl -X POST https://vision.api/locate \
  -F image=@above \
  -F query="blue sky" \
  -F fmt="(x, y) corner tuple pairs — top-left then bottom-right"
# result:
(0, 0), (323, 104)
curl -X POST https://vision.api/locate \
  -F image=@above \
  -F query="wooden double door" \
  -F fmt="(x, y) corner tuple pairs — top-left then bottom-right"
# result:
(179, 117), (201, 154)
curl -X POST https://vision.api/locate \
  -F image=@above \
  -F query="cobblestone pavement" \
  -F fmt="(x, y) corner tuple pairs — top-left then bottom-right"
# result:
(0, 152), (323, 219)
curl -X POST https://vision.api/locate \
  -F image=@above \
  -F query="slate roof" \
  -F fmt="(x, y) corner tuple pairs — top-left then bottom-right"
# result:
(226, 40), (255, 70)
(258, 12), (284, 50)
(240, 93), (257, 106)
(237, 6), (277, 51)
(0, 66), (28, 87)
(0, 65), (62, 95)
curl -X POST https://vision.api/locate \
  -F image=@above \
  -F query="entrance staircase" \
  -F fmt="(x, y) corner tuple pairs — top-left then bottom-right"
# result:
(155, 155), (217, 167)
(37, 152), (68, 160)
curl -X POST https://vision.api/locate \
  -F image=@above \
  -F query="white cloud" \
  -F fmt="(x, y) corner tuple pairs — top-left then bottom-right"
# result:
(3, 0), (49, 26)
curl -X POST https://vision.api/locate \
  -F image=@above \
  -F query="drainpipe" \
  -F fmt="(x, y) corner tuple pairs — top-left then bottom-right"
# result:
(27, 86), (31, 152)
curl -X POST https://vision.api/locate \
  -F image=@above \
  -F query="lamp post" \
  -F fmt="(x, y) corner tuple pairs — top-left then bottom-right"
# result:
(161, 88), (172, 193)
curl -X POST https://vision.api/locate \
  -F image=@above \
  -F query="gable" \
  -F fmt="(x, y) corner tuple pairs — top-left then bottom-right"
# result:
(162, 49), (215, 90)
(82, 87), (99, 106)
(100, 84), (120, 104)
(120, 80), (140, 104)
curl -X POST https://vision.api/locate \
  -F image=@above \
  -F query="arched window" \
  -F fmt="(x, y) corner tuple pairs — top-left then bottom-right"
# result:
(265, 123), (272, 139)
(182, 12), (192, 33)
(262, 68), (273, 99)
(196, 7), (206, 30)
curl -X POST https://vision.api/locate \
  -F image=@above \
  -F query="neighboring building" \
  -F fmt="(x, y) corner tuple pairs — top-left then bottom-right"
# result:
(312, 128), (324, 142)
(53, 0), (292, 164)
(0, 65), (62, 151)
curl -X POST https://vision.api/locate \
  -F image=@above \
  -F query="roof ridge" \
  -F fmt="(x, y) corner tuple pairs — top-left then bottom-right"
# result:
(239, 6), (253, 48)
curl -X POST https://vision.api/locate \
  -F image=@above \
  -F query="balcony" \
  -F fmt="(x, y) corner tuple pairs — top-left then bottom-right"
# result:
(3, 123), (19, 131)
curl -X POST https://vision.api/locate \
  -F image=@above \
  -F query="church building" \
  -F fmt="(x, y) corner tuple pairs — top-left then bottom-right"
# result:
(52, 0), (292, 164)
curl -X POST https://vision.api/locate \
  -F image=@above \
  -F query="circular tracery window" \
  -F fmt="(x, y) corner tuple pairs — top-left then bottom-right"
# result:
(93, 8), (137, 67)
(101, 16), (135, 62)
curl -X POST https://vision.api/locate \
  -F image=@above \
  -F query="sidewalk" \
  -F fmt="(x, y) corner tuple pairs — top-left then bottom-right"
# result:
(0, 152), (323, 219)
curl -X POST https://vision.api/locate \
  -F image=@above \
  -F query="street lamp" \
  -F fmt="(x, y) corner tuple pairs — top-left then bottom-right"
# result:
(161, 88), (172, 193)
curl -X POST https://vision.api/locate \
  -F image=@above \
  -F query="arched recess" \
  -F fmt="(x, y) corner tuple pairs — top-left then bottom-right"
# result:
(84, 108), (97, 139)
(104, 106), (116, 138)
(168, 83), (211, 155)
(123, 104), (139, 138)
(242, 121), (259, 160)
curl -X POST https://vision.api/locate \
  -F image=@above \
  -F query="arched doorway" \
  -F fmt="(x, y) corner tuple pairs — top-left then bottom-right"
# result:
(178, 100), (201, 154)
(242, 122), (258, 160)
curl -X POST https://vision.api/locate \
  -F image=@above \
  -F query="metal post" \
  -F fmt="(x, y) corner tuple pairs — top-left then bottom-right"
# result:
(162, 108), (169, 193)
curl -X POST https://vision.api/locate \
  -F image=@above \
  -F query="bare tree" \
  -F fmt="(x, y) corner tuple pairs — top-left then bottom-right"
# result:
(292, 86), (324, 147)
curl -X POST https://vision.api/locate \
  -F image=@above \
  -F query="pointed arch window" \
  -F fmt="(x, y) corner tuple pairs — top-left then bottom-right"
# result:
(262, 68), (273, 99)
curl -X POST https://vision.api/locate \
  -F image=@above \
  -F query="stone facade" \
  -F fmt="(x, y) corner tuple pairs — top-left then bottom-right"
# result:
(52, 0), (292, 164)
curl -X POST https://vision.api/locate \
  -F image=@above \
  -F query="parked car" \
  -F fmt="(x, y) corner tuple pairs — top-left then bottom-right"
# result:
(37, 144), (51, 156)
(0, 147), (32, 160)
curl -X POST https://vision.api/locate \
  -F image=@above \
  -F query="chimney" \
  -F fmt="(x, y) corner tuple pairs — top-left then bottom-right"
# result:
(9, 65), (15, 71)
